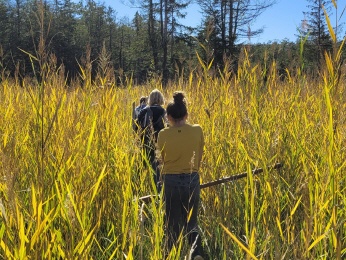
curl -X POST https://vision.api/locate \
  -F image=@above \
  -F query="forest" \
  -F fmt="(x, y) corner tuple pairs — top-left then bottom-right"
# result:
(0, 0), (345, 86)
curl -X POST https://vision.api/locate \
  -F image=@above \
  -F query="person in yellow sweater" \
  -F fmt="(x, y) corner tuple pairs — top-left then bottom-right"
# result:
(157, 91), (205, 260)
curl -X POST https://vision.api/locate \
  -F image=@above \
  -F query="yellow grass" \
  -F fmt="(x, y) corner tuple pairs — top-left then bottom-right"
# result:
(0, 46), (345, 259)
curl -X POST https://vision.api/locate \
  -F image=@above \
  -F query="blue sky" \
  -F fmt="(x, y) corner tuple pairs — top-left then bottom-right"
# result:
(104, 0), (345, 43)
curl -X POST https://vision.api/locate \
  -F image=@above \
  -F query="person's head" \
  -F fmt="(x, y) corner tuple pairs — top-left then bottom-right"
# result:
(140, 96), (148, 105)
(148, 89), (164, 106)
(166, 91), (187, 122)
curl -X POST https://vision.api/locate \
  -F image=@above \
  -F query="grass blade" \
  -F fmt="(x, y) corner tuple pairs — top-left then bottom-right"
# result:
(221, 223), (259, 260)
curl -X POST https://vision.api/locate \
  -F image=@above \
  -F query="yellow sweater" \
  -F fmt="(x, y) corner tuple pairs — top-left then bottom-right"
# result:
(157, 124), (204, 174)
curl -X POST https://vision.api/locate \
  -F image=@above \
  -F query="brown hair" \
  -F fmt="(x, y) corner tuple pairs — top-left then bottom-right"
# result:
(139, 96), (147, 104)
(166, 91), (187, 121)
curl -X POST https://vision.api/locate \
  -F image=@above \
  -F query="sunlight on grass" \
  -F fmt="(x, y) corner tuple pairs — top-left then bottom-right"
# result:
(0, 36), (345, 260)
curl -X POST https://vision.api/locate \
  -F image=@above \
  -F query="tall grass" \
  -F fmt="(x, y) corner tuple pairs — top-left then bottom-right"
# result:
(0, 45), (345, 258)
(0, 4), (345, 259)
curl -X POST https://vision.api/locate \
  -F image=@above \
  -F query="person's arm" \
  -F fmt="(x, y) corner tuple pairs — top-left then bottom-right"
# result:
(132, 103), (138, 131)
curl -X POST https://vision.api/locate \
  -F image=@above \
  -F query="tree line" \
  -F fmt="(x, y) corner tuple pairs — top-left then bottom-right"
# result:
(0, 0), (344, 86)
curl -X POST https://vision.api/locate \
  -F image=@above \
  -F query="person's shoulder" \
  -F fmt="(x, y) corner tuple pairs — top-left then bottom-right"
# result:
(160, 125), (174, 134)
(150, 105), (165, 116)
(189, 124), (203, 133)
(190, 124), (202, 129)
(159, 126), (169, 133)
(135, 105), (142, 113)
(158, 126), (169, 139)
(138, 105), (149, 114)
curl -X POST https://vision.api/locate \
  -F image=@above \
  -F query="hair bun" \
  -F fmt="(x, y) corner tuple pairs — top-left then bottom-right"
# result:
(173, 91), (186, 104)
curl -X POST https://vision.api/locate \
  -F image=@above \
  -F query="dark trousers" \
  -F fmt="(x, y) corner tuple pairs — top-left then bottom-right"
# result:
(143, 140), (161, 192)
(163, 172), (203, 258)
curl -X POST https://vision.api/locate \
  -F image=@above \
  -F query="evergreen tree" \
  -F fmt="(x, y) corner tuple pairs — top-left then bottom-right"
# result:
(196, 0), (275, 70)
(82, 1), (109, 68)
(130, 12), (154, 83)
(50, 0), (82, 79)
(139, 0), (193, 85)
(301, 0), (333, 70)
(0, 0), (9, 55)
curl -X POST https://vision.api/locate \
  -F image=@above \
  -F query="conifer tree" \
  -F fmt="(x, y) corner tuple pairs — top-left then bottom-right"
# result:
(301, 0), (333, 70)
(196, 0), (275, 70)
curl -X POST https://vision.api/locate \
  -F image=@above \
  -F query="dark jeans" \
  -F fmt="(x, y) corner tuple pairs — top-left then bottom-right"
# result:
(163, 172), (203, 258)
(143, 141), (161, 192)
